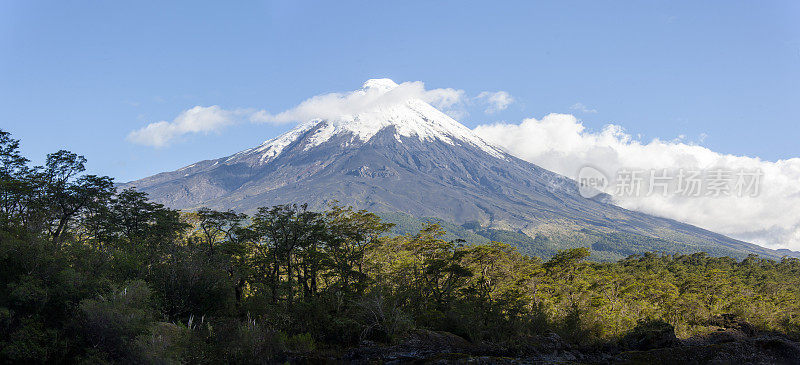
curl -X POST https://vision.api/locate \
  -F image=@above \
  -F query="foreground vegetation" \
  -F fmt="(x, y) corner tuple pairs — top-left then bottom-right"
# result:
(1, 129), (799, 363)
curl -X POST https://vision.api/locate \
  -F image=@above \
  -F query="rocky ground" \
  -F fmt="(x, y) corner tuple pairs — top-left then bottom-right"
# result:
(288, 315), (800, 364)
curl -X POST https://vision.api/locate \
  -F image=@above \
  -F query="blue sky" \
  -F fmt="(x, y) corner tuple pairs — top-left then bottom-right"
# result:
(1, 1), (798, 182)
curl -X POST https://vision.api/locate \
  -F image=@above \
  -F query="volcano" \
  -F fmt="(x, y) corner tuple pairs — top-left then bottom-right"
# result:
(126, 79), (782, 260)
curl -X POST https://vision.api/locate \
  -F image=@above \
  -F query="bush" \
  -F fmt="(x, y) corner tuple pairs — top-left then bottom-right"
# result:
(79, 280), (154, 361)
(285, 332), (316, 352)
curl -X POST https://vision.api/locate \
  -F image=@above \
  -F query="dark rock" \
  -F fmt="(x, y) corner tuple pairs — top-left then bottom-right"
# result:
(613, 334), (800, 365)
(705, 313), (756, 336)
(343, 330), (475, 363)
(340, 320), (800, 364)
(619, 319), (680, 351)
(397, 329), (474, 353)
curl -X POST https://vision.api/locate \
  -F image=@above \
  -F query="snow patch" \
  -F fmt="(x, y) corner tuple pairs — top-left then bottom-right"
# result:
(252, 121), (319, 163)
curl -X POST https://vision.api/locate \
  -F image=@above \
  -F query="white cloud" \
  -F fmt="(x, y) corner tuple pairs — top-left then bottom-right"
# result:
(476, 91), (514, 114)
(251, 79), (468, 124)
(570, 102), (597, 114)
(474, 113), (800, 251)
(127, 79), (470, 147)
(127, 106), (243, 147)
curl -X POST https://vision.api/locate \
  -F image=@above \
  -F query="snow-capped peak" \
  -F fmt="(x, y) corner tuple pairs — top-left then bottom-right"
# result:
(246, 79), (507, 163)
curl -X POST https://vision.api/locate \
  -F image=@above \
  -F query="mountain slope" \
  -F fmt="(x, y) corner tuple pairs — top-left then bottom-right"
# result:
(126, 79), (784, 260)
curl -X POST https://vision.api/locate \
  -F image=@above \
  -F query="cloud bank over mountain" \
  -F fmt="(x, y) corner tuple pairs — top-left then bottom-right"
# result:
(474, 114), (800, 250)
(249, 79), (469, 124)
(127, 80), (518, 147)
